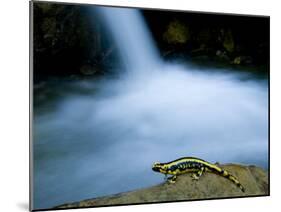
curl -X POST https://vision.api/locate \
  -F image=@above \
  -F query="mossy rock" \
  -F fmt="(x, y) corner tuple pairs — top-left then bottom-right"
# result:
(223, 29), (235, 53)
(163, 20), (190, 44)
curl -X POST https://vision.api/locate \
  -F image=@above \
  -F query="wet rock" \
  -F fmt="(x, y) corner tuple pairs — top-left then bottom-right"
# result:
(56, 163), (268, 209)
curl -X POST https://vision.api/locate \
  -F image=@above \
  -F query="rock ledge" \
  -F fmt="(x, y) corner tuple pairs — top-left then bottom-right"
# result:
(57, 164), (268, 209)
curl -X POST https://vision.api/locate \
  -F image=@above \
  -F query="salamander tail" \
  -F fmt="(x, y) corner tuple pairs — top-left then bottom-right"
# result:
(221, 170), (245, 192)
(206, 163), (245, 192)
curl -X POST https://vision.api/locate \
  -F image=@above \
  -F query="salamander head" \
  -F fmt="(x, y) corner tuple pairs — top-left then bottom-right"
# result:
(152, 162), (169, 174)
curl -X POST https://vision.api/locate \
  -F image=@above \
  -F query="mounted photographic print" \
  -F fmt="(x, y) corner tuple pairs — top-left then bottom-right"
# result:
(30, 0), (269, 211)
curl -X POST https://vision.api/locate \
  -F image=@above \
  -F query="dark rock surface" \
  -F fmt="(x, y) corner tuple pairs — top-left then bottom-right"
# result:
(56, 164), (268, 209)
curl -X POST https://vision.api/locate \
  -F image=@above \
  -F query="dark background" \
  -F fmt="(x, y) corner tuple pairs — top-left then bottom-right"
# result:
(32, 2), (269, 82)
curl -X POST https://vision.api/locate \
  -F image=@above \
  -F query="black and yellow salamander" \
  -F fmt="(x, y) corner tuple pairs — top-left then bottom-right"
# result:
(152, 157), (245, 192)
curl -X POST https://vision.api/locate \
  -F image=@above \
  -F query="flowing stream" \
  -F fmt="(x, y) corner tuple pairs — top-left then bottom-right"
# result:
(33, 6), (268, 209)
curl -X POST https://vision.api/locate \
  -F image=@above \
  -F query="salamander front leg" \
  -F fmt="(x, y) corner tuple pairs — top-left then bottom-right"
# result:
(167, 175), (177, 184)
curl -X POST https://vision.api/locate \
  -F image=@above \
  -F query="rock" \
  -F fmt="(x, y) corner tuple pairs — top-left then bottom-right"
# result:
(197, 29), (212, 44)
(216, 50), (230, 61)
(33, 2), (112, 79)
(80, 64), (98, 75)
(56, 164), (268, 209)
(232, 56), (253, 65)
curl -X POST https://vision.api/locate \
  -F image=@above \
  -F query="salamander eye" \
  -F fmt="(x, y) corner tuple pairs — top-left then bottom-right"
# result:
(162, 165), (169, 171)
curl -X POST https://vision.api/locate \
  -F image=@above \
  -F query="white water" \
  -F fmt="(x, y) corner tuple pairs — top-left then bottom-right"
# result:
(97, 7), (161, 74)
(33, 7), (268, 209)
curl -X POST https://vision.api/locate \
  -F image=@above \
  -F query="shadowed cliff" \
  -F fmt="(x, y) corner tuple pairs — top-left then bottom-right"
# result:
(56, 163), (268, 209)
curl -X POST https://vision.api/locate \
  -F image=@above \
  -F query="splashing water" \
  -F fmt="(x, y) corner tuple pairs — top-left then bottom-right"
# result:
(33, 7), (268, 209)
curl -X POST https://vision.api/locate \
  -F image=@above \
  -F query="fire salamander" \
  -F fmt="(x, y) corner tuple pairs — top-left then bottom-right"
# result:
(152, 157), (245, 192)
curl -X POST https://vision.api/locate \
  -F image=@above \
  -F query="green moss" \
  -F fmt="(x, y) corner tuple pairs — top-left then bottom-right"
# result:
(163, 20), (190, 44)
(223, 29), (235, 53)
(36, 3), (53, 13)
(233, 56), (241, 64)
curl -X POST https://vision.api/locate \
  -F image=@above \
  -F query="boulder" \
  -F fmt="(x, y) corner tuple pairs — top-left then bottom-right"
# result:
(56, 163), (268, 209)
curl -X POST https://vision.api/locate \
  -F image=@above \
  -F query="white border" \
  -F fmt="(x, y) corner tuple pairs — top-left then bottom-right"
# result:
(1, 0), (279, 212)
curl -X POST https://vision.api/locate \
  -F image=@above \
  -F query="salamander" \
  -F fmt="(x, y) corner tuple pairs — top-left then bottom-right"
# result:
(152, 156), (245, 192)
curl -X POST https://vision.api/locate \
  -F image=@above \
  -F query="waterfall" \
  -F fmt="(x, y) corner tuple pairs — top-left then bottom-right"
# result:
(97, 7), (161, 74)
